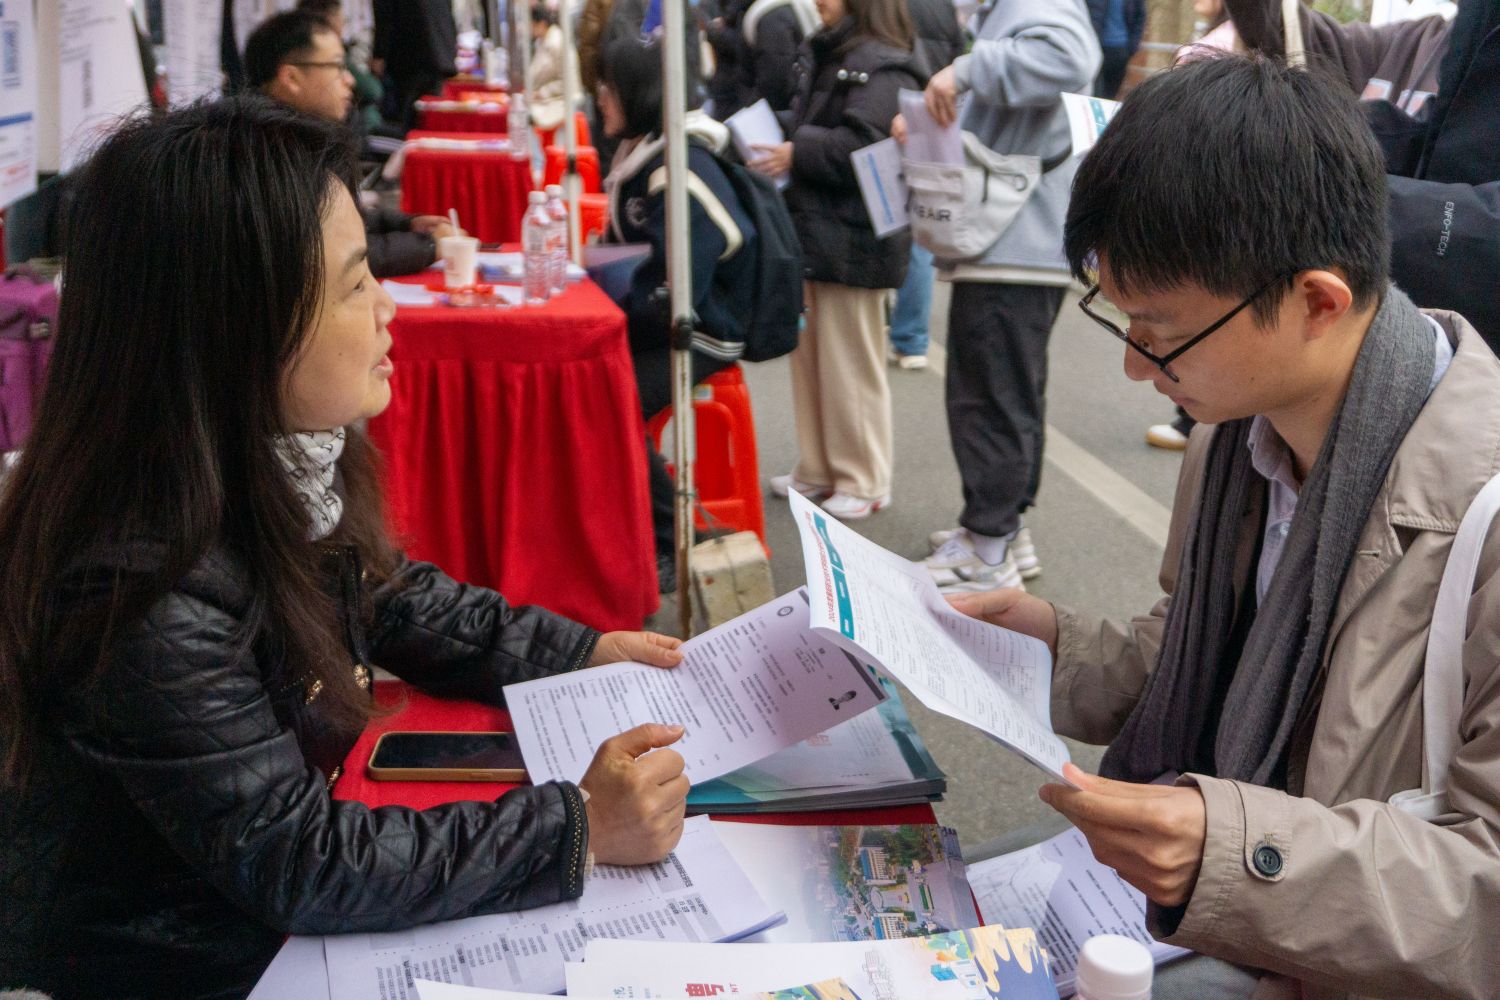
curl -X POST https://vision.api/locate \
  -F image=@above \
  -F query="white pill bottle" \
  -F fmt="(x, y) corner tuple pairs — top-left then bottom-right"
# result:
(1075, 934), (1154, 1000)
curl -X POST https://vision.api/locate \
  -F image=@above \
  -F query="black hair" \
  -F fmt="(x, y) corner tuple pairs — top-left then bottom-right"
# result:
(531, 3), (559, 26)
(599, 31), (702, 139)
(297, 0), (345, 28)
(1065, 55), (1390, 324)
(0, 97), (396, 786)
(245, 10), (337, 89)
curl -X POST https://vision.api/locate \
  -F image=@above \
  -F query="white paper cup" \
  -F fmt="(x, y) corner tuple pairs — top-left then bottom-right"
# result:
(440, 235), (480, 289)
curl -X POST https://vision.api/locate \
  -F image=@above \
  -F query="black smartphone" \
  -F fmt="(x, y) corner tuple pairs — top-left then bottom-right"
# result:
(367, 731), (529, 782)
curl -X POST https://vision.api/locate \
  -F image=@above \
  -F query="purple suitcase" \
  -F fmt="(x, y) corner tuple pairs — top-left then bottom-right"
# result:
(0, 269), (59, 451)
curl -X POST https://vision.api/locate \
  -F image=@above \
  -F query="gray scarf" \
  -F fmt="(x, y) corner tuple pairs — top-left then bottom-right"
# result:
(275, 428), (346, 542)
(1101, 287), (1436, 786)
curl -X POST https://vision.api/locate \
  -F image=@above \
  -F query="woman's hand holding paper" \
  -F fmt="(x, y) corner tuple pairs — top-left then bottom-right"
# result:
(579, 723), (691, 865)
(589, 630), (685, 669)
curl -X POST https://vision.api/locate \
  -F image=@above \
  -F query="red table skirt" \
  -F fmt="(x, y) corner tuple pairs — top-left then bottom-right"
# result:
(367, 277), (657, 632)
(418, 106), (510, 132)
(335, 683), (939, 832)
(442, 79), (508, 100)
(400, 142), (532, 245)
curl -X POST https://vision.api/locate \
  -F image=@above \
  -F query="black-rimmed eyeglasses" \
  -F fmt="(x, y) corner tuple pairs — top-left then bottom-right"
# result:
(1077, 270), (1302, 383)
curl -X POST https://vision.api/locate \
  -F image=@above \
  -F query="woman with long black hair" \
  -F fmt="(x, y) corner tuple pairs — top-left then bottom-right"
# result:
(0, 97), (689, 1000)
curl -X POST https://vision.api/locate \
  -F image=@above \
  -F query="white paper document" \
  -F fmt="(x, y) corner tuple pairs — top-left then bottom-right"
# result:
(508, 587), (885, 785)
(726, 99), (789, 189)
(248, 935), (332, 1000)
(968, 828), (1190, 996)
(321, 817), (783, 999)
(898, 88), (963, 165)
(569, 924), (1057, 998)
(1060, 93), (1121, 158)
(415, 984), (607, 1000)
(382, 280), (439, 307)
(852, 138), (909, 238)
(0, 0), (38, 210)
(788, 490), (1071, 781)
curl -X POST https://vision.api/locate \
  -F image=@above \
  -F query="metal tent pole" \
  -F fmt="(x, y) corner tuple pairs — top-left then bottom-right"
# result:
(660, 0), (696, 637)
(558, 0), (584, 261)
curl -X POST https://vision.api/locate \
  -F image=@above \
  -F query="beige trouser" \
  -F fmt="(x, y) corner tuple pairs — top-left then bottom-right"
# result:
(789, 281), (893, 500)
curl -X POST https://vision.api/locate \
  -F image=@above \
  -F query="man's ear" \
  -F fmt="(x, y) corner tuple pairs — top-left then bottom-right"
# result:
(267, 63), (302, 102)
(1295, 269), (1355, 342)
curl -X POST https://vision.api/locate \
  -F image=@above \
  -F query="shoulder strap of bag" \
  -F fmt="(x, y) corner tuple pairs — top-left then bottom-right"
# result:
(743, 0), (818, 46)
(1390, 469), (1500, 822)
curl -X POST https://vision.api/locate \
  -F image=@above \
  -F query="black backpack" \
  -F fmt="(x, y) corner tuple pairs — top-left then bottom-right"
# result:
(717, 159), (804, 362)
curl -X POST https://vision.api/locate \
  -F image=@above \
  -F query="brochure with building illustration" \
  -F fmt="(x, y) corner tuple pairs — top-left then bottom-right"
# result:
(568, 924), (1057, 998)
(412, 977), (866, 999)
(710, 821), (981, 944)
(788, 491), (1071, 783)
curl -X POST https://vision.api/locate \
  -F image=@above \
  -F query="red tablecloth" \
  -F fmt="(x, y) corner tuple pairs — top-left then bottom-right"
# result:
(366, 275), (657, 632)
(335, 683), (940, 832)
(442, 79), (508, 100)
(418, 105), (510, 132)
(400, 138), (532, 245)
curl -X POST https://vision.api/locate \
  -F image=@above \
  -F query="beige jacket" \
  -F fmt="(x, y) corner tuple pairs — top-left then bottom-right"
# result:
(1052, 312), (1500, 1000)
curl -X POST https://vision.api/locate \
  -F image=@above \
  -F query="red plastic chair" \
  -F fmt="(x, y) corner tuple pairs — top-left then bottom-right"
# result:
(543, 145), (602, 194)
(646, 365), (767, 547)
(578, 193), (610, 242)
(536, 111), (593, 150)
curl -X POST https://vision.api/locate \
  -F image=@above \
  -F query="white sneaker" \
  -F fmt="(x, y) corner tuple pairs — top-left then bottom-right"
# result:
(895, 353), (928, 371)
(922, 532), (1025, 592)
(820, 491), (892, 520)
(1146, 423), (1189, 451)
(926, 525), (1041, 580)
(769, 474), (832, 500)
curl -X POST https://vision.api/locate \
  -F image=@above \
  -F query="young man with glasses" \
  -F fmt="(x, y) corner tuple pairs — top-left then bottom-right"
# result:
(244, 11), (455, 277)
(952, 56), (1500, 998)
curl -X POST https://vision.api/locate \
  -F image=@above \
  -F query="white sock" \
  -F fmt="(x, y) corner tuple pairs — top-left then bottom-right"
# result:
(967, 530), (1011, 565)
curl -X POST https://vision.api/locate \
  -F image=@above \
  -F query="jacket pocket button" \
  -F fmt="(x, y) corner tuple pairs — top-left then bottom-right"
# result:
(1252, 843), (1284, 877)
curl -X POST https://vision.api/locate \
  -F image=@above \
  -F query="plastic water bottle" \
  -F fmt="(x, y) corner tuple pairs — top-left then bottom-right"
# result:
(522, 191), (553, 305)
(507, 91), (531, 161)
(544, 184), (569, 294)
(1076, 935), (1153, 1000)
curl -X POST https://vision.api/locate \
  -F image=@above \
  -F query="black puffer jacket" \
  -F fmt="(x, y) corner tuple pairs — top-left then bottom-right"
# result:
(707, 0), (807, 120)
(779, 19), (922, 289)
(0, 544), (598, 1000)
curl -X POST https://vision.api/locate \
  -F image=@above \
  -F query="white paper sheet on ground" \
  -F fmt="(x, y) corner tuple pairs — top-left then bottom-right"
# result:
(321, 817), (783, 999)
(898, 88), (964, 165)
(1060, 93), (1121, 158)
(968, 827), (1191, 996)
(725, 99), (790, 189)
(852, 138), (909, 238)
(382, 280), (439, 307)
(788, 490), (1071, 782)
(507, 588), (885, 785)
(569, 924), (1054, 998)
(248, 935), (331, 1000)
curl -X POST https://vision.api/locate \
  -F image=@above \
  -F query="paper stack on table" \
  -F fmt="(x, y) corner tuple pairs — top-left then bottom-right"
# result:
(249, 817), (783, 1000)
(685, 674), (946, 813)
(567, 923), (1059, 997)
(788, 491), (1072, 782)
(967, 827), (1191, 997)
(411, 976), (865, 999)
(710, 820), (980, 944)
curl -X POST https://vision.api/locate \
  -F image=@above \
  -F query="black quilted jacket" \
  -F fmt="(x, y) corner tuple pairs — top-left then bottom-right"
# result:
(0, 543), (599, 1000)
(777, 18), (922, 290)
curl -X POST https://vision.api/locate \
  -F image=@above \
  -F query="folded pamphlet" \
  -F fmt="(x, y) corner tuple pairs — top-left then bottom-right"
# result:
(967, 827), (1190, 997)
(569, 923), (1058, 998)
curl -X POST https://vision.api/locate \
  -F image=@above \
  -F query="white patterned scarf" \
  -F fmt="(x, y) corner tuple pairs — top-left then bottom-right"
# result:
(276, 428), (346, 541)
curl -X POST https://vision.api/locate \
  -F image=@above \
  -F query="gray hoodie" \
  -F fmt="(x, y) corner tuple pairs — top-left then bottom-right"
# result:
(942, 0), (1100, 283)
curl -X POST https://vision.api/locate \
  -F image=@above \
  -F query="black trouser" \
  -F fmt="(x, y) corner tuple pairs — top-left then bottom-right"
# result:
(635, 346), (731, 556)
(946, 281), (1065, 539)
(392, 69), (445, 131)
(1095, 45), (1134, 99)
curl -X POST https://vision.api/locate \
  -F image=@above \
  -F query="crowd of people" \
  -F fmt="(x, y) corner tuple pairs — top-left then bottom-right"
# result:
(3, 0), (1500, 998)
